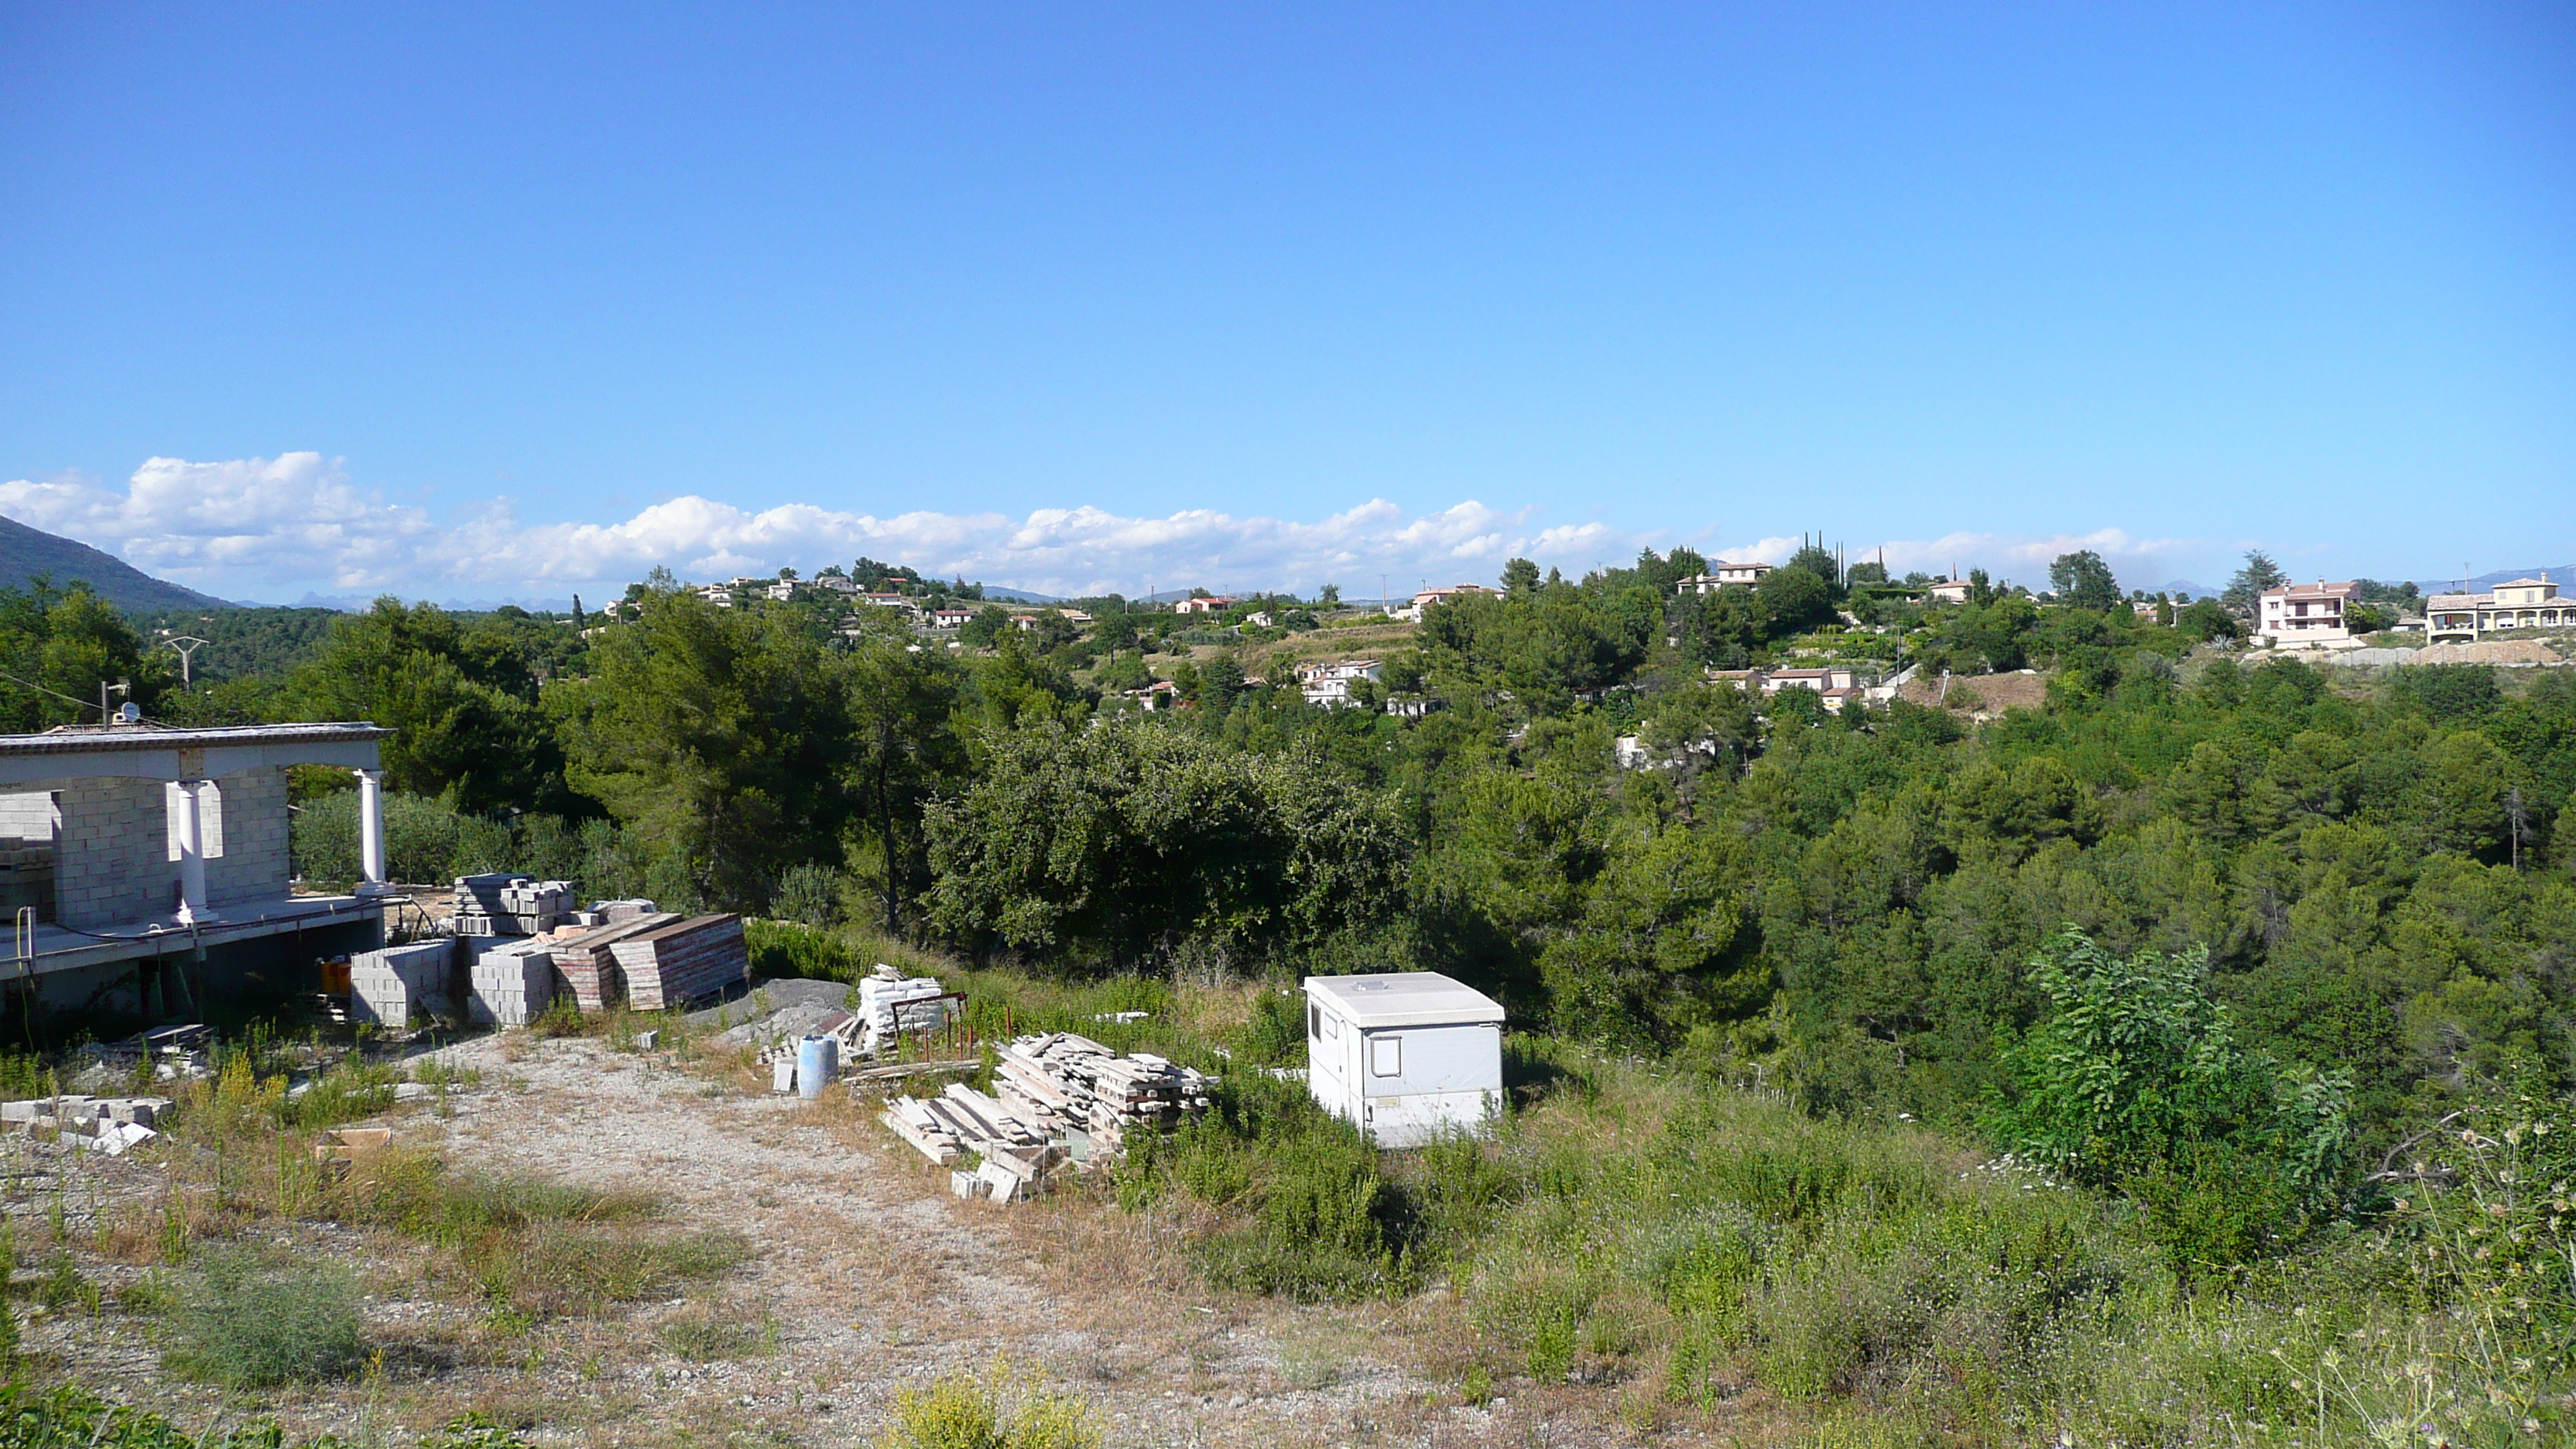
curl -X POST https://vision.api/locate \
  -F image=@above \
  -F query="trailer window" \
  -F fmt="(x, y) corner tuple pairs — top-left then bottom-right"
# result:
(1307, 1002), (1320, 1040)
(1370, 1035), (1402, 1077)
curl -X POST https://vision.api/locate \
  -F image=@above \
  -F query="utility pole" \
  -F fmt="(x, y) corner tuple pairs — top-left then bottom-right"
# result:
(163, 635), (209, 687)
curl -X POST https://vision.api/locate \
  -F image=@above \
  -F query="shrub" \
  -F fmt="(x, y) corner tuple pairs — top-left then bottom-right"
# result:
(164, 1246), (365, 1387)
(745, 918), (859, 983)
(878, 1362), (1099, 1449)
(0, 1388), (534, 1449)
(769, 863), (844, 927)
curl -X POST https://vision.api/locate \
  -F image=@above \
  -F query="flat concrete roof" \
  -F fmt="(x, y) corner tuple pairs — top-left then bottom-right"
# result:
(1304, 971), (1506, 1029)
(0, 724), (392, 755)
(0, 723), (390, 785)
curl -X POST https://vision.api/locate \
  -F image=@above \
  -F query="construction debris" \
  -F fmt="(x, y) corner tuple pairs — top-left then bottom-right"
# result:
(879, 1083), (1058, 1202)
(4, 1094), (173, 1153)
(858, 964), (957, 1054)
(877, 1033), (1218, 1203)
(994, 1033), (1217, 1156)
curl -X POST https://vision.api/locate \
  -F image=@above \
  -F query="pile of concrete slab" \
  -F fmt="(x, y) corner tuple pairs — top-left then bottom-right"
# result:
(879, 1084), (1060, 1203)
(448, 875), (576, 936)
(993, 1033), (1218, 1156)
(351, 939), (460, 1028)
(878, 1034), (1218, 1202)
(857, 964), (957, 1053)
(3, 1094), (173, 1154)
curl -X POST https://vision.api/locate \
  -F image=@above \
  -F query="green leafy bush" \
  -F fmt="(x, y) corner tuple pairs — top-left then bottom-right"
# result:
(1985, 926), (2352, 1268)
(877, 1362), (1099, 1449)
(745, 918), (858, 982)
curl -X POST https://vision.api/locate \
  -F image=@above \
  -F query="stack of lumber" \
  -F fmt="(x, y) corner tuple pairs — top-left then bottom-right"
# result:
(350, 940), (456, 1026)
(857, 966), (955, 1053)
(879, 1083), (1054, 1202)
(992, 1033), (1218, 1154)
(465, 937), (555, 1026)
(608, 913), (747, 1011)
(540, 913), (680, 1012)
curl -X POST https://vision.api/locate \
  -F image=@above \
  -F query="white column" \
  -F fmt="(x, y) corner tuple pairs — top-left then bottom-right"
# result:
(355, 769), (388, 893)
(173, 779), (215, 925)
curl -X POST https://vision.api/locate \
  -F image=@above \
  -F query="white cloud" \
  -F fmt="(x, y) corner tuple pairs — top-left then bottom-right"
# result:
(0, 455), (1663, 601)
(0, 454), (440, 594)
(0, 454), (2226, 604)
(1857, 529), (2213, 591)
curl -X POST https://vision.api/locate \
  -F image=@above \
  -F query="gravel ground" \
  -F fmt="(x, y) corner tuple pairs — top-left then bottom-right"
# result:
(13, 1026), (1674, 1448)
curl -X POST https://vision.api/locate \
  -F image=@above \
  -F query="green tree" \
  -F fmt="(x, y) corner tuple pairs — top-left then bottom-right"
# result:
(959, 605), (1011, 649)
(1987, 927), (2352, 1259)
(925, 721), (1406, 971)
(288, 600), (563, 814)
(1753, 567), (1834, 639)
(2047, 550), (2121, 612)
(843, 633), (967, 932)
(0, 583), (170, 731)
(1500, 557), (1541, 598)
(2221, 550), (2287, 613)
(552, 588), (856, 909)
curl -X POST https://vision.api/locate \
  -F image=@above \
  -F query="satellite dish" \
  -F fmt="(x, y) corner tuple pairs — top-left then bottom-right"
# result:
(117, 702), (142, 724)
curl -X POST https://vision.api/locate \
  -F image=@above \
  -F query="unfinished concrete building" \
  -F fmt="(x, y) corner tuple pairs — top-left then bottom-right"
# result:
(0, 721), (392, 1032)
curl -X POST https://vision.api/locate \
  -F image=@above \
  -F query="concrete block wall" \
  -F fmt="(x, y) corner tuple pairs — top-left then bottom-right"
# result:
(0, 792), (58, 846)
(55, 777), (172, 929)
(205, 766), (289, 908)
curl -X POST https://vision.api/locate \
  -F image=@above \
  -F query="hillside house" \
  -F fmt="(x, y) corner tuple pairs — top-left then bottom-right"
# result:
(1297, 659), (1382, 708)
(1926, 577), (1973, 605)
(1675, 561), (1775, 594)
(1173, 596), (1236, 615)
(2256, 581), (2359, 648)
(2426, 577), (2568, 643)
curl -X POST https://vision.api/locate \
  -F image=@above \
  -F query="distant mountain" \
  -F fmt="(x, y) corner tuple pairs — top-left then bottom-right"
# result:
(981, 585), (1064, 604)
(2153, 580), (2218, 601)
(0, 512), (230, 614)
(2410, 566), (2576, 595)
(282, 591), (580, 615)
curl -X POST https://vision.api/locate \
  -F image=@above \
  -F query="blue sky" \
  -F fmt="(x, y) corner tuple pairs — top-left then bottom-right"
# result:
(1, 3), (2569, 603)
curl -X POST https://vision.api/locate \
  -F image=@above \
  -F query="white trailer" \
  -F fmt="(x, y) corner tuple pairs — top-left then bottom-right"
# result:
(1303, 972), (1506, 1147)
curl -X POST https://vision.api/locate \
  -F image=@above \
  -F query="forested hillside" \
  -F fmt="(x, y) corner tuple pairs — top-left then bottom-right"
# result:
(7, 549), (2573, 1437)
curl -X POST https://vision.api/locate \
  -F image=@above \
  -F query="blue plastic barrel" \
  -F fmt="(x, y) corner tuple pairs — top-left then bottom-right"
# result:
(796, 1034), (838, 1100)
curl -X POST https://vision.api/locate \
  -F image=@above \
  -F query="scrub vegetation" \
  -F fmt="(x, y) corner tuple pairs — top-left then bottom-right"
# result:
(8, 547), (2574, 1440)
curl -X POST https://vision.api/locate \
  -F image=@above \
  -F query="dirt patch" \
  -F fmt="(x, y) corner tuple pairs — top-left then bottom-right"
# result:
(1895, 670), (2053, 718)
(11, 1033), (1717, 1448)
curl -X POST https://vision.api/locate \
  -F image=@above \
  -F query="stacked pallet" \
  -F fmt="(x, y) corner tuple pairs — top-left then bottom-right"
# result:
(879, 1083), (1053, 1201)
(857, 966), (956, 1053)
(993, 1033), (1218, 1155)
(351, 940), (457, 1027)
(542, 913), (679, 1012)
(465, 937), (556, 1026)
(608, 913), (747, 1011)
